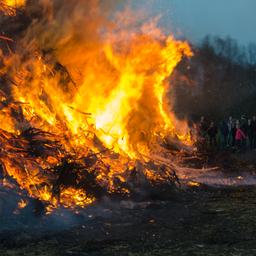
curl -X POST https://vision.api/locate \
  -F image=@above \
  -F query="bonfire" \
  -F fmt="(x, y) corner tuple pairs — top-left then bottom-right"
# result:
(0, 0), (193, 213)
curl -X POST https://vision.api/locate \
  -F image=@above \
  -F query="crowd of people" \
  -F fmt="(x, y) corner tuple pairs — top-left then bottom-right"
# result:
(197, 115), (256, 152)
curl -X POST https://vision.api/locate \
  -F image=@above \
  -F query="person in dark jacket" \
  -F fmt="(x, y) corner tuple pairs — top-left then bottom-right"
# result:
(198, 116), (208, 138)
(220, 120), (229, 149)
(207, 121), (218, 147)
(227, 117), (234, 147)
(252, 116), (256, 149)
(245, 119), (254, 149)
(240, 115), (247, 133)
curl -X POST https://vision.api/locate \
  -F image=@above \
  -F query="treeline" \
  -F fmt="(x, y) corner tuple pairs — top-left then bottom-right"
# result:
(170, 35), (256, 122)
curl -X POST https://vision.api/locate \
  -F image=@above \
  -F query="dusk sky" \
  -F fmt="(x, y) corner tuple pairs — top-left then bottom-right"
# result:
(133, 0), (256, 46)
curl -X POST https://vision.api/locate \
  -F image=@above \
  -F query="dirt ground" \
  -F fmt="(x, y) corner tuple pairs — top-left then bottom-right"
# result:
(1, 185), (256, 256)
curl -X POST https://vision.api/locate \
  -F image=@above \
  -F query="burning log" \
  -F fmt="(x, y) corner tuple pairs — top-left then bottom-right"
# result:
(20, 128), (62, 158)
(68, 106), (92, 117)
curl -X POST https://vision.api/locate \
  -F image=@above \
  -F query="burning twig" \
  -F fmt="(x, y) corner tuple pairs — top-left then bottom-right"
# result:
(68, 106), (92, 117)
(0, 35), (14, 42)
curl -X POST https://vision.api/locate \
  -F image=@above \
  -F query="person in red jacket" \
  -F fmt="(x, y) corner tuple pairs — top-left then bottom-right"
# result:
(235, 124), (246, 151)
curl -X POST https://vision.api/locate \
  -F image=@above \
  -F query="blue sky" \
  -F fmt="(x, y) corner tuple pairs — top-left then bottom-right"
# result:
(132, 0), (256, 45)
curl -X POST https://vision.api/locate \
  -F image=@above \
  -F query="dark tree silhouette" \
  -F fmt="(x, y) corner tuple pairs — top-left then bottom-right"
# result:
(170, 35), (256, 122)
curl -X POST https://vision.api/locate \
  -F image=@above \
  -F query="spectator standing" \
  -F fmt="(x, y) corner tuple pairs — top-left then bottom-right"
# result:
(239, 117), (247, 150)
(240, 115), (247, 133)
(220, 120), (229, 149)
(233, 120), (240, 147)
(198, 116), (208, 138)
(252, 116), (256, 149)
(227, 117), (234, 147)
(235, 124), (246, 151)
(207, 121), (218, 148)
(245, 119), (253, 149)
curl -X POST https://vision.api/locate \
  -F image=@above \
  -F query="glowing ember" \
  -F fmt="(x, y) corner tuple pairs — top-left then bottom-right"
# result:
(18, 199), (28, 209)
(0, 1), (193, 210)
(13, 199), (28, 214)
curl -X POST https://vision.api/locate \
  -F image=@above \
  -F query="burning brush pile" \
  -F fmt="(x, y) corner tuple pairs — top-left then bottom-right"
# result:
(0, 0), (193, 213)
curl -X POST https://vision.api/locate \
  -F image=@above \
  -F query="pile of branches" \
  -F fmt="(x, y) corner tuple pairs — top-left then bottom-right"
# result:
(0, 122), (180, 208)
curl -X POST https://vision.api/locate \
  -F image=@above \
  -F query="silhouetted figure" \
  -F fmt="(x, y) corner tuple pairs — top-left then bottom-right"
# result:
(252, 116), (256, 149)
(198, 116), (208, 138)
(227, 117), (234, 147)
(207, 121), (218, 148)
(240, 115), (247, 133)
(235, 124), (246, 152)
(220, 120), (229, 149)
(245, 119), (253, 149)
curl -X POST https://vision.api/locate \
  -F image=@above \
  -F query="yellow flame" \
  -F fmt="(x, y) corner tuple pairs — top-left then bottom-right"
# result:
(2, 0), (25, 8)
(0, 0), (26, 15)
(0, 2), (193, 209)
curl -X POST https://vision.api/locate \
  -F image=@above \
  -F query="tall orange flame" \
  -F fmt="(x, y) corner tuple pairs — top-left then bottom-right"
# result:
(0, 1), (193, 209)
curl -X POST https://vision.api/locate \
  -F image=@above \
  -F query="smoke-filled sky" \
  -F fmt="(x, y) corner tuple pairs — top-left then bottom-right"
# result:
(132, 0), (256, 46)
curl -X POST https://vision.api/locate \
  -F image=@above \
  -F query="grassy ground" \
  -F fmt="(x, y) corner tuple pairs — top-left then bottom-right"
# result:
(1, 186), (256, 256)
